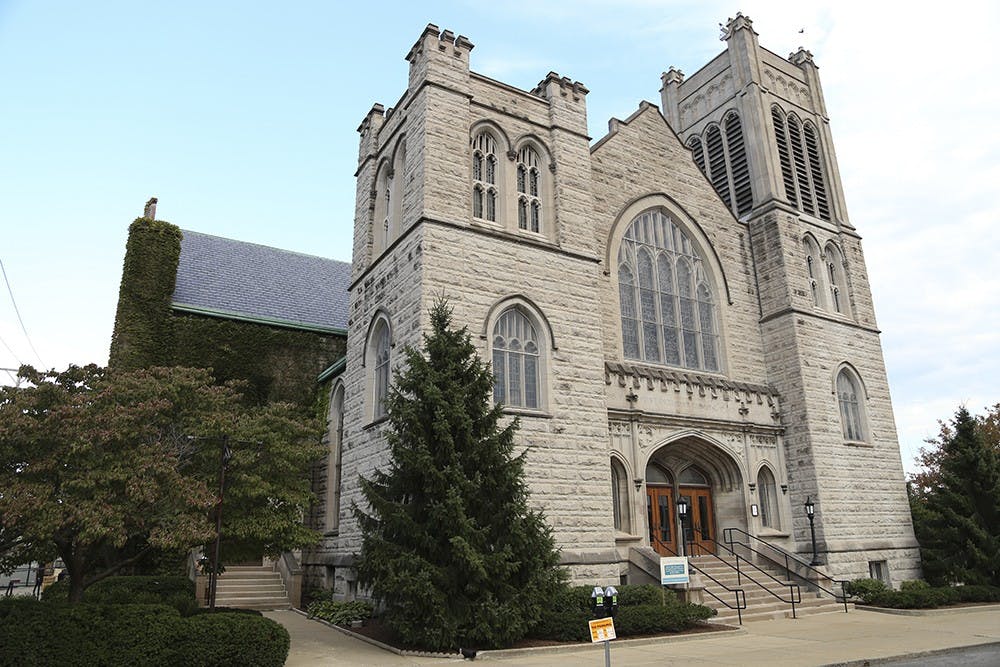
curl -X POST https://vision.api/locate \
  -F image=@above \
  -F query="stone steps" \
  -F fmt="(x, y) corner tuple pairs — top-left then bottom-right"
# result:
(689, 554), (850, 624)
(213, 567), (290, 611)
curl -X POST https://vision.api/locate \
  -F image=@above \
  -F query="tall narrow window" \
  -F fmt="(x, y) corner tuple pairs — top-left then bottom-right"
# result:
(492, 308), (540, 409)
(773, 106), (831, 221)
(618, 209), (721, 372)
(472, 132), (499, 222)
(803, 236), (824, 308)
(772, 107), (797, 208)
(516, 145), (542, 233)
(325, 384), (345, 532)
(373, 162), (391, 255)
(371, 321), (391, 419)
(757, 467), (779, 529)
(724, 112), (753, 217)
(705, 125), (732, 211)
(837, 369), (865, 442)
(825, 243), (851, 317)
(611, 459), (631, 532)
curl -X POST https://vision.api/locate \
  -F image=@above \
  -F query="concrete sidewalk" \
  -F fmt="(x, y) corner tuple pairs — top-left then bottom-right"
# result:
(267, 605), (1000, 666)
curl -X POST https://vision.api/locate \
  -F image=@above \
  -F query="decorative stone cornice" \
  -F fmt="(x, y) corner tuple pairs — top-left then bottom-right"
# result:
(605, 361), (779, 405)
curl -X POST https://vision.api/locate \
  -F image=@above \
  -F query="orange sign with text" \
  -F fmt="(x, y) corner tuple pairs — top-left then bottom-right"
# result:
(588, 617), (617, 643)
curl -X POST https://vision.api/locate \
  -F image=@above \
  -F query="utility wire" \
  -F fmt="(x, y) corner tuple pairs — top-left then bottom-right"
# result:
(0, 330), (22, 367)
(0, 257), (46, 368)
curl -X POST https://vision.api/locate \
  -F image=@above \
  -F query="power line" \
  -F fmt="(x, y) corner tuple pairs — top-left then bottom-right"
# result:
(0, 257), (46, 368)
(0, 330), (23, 367)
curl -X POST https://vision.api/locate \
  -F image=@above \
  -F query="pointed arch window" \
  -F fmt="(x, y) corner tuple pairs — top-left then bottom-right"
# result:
(618, 210), (720, 372)
(772, 105), (831, 221)
(325, 384), (345, 532)
(516, 145), (542, 233)
(492, 308), (540, 409)
(689, 112), (754, 218)
(757, 467), (779, 529)
(837, 368), (866, 442)
(611, 459), (631, 532)
(370, 319), (391, 420)
(825, 243), (851, 317)
(472, 132), (499, 222)
(803, 236), (823, 308)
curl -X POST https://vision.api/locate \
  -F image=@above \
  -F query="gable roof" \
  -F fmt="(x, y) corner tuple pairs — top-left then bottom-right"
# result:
(172, 230), (350, 333)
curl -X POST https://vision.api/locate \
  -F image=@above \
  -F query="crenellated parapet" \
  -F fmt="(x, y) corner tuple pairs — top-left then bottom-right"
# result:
(356, 103), (386, 167)
(531, 71), (589, 135)
(405, 23), (474, 92)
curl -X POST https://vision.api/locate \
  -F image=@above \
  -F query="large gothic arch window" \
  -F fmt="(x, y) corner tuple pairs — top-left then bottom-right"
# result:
(618, 209), (721, 372)
(492, 308), (541, 409)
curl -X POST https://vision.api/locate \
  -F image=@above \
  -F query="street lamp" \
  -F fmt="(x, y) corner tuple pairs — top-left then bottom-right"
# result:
(676, 497), (689, 557)
(804, 496), (819, 566)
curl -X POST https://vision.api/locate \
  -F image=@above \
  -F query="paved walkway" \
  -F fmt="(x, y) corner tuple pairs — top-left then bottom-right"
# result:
(266, 605), (1000, 666)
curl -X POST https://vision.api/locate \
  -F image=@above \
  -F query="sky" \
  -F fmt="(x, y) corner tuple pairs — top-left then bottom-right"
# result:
(1, 0), (997, 474)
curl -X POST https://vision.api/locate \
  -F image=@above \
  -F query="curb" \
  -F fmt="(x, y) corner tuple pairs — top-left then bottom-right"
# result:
(854, 603), (1000, 617)
(821, 640), (1000, 666)
(292, 609), (744, 661)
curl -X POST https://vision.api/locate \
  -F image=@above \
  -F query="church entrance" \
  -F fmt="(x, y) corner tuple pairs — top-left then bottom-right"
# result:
(645, 463), (716, 556)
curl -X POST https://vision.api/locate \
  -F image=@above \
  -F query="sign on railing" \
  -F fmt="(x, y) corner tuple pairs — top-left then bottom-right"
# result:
(660, 556), (689, 585)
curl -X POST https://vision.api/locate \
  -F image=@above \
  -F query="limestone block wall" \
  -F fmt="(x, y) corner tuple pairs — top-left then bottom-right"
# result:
(420, 221), (618, 583)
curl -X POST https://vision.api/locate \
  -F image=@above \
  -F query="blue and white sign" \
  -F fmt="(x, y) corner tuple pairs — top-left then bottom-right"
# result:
(660, 556), (689, 585)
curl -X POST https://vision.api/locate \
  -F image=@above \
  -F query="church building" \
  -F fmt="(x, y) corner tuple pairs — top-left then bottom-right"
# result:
(310, 14), (921, 598)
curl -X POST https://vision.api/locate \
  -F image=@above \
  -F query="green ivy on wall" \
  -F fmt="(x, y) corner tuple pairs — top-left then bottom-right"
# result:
(109, 218), (346, 412)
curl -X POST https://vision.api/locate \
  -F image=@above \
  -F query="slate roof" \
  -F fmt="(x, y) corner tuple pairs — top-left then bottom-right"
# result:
(172, 230), (351, 332)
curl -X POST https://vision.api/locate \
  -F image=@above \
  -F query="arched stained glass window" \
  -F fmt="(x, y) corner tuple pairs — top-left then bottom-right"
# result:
(492, 309), (540, 409)
(618, 210), (720, 372)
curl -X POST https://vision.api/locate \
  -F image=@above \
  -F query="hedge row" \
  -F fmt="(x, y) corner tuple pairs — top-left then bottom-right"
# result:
(529, 585), (712, 642)
(0, 598), (289, 667)
(306, 599), (373, 625)
(846, 578), (1000, 609)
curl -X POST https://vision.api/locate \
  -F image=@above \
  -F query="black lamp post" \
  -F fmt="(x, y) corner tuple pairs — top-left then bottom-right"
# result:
(209, 435), (232, 610)
(804, 496), (819, 566)
(676, 497), (689, 557)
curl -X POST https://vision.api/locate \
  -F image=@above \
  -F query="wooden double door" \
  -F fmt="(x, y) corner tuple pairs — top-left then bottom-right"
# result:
(646, 485), (715, 556)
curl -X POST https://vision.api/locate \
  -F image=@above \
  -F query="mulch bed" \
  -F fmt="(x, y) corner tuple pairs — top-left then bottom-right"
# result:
(340, 616), (732, 653)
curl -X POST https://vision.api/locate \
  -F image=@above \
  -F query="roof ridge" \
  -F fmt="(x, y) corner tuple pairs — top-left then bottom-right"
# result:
(180, 229), (350, 266)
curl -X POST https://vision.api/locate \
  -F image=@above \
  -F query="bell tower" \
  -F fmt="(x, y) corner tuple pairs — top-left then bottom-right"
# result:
(660, 14), (920, 581)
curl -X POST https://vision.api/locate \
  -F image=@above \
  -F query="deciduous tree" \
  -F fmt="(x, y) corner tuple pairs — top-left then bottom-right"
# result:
(0, 364), (323, 602)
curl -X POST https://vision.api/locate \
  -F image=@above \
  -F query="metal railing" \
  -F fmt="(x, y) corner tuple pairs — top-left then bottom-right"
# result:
(650, 534), (747, 625)
(686, 526), (803, 618)
(722, 527), (849, 613)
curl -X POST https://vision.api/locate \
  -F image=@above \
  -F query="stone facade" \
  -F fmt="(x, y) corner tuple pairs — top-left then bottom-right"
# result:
(309, 14), (921, 596)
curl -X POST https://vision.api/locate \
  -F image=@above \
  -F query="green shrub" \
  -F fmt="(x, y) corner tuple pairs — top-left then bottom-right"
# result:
(954, 585), (1000, 603)
(183, 612), (290, 666)
(900, 579), (930, 592)
(0, 599), (288, 666)
(844, 578), (888, 603)
(615, 601), (713, 635)
(528, 584), (711, 642)
(41, 576), (193, 606)
(306, 599), (374, 625)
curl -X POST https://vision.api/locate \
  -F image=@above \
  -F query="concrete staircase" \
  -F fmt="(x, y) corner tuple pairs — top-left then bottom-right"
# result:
(213, 565), (291, 611)
(692, 554), (849, 624)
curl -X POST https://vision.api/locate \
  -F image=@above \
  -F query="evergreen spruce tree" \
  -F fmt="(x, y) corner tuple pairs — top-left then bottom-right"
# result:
(354, 301), (564, 651)
(918, 407), (1000, 585)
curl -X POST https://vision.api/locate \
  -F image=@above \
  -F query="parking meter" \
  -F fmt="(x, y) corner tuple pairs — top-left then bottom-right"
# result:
(590, 586), (606, 617)
(604, 586), (619, 617)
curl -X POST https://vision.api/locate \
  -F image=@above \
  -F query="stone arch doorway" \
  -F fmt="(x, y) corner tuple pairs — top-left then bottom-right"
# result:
(644, 435), (746, 557)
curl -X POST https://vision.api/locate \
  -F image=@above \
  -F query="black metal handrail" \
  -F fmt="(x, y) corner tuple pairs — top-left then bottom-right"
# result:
(722, 527), (849, 613)
(687, 526), (802, 618)
(650, 535), (746, 625)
